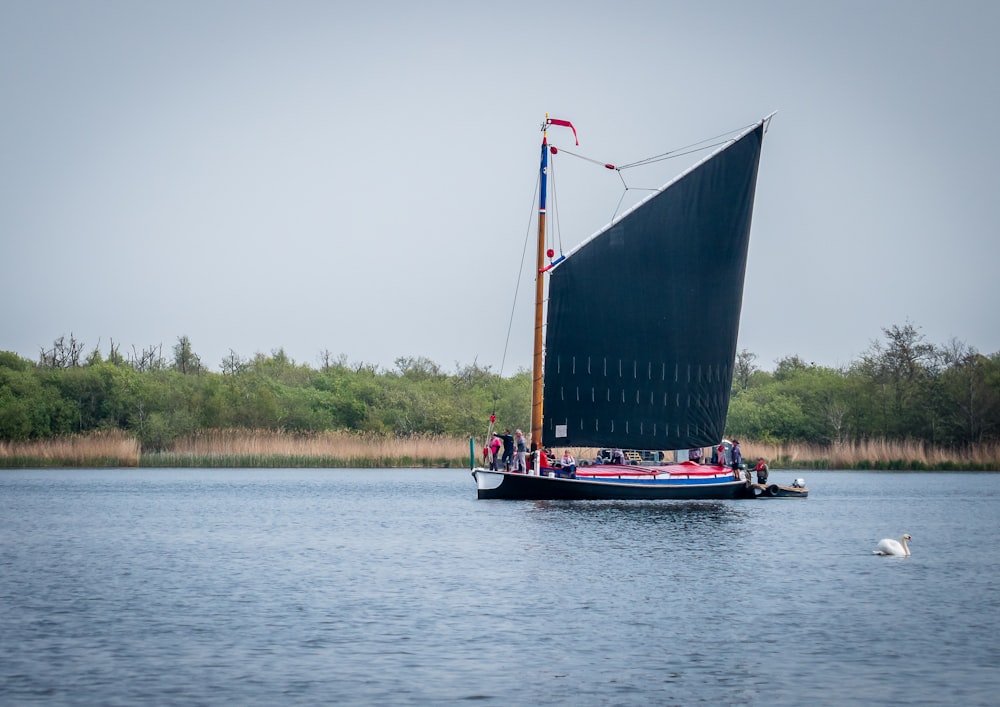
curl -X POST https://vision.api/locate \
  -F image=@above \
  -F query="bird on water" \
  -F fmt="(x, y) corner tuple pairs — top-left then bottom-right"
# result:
(874, 533), (912, 556)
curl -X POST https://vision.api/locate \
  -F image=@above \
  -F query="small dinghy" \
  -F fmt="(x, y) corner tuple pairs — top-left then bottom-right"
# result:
(752, 478), (809, 498)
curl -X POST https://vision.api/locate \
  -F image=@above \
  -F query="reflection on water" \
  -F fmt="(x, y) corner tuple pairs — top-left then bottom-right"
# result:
(529, 498), (739, 519)
(526, 499), (747, 547)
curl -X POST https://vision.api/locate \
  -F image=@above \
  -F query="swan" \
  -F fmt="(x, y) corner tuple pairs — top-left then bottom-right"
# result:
(874, 533), (912, 556)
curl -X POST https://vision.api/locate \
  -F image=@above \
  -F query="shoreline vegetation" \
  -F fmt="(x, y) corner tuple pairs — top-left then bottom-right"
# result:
(1, 430), (998, 471)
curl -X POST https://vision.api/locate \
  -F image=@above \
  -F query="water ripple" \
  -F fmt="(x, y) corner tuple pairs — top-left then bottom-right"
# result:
(1, 469), (999, 705)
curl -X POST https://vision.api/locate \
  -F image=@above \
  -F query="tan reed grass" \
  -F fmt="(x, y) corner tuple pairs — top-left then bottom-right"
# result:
(740, 438), (1000, 471)
(563, 439), (1000, 471)
(167, 429), (462, 458)
(0, 430), (141, 467)
(2, 430), (997, 470)
(145, 429), (470, 468)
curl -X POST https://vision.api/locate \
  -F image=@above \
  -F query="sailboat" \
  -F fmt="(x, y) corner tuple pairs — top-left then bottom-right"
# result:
(472, 114), (774, 500)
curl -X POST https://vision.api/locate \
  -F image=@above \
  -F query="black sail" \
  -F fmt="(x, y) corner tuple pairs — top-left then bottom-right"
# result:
(541, 122), (765, 450)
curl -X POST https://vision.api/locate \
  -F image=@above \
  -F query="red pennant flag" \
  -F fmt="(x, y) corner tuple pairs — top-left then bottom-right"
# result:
(546, 118), (578, 145)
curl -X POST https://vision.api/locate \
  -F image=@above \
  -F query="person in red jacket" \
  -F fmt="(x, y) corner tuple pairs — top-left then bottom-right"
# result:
(489, 434), (503, 470)
(754, 457), (769, 484)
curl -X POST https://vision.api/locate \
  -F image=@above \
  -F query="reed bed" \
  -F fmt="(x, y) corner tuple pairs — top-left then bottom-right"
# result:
(141, 429), (469, 468)
(1, 430), (998, 470)
(0, 430), (141, 468)
(565, 439), (1000, 471)
(740, 438), (1000, 471)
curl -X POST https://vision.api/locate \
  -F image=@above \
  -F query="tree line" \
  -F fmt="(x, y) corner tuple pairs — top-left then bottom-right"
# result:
(728, 323), (999, 448)
(2, 335), (529, 451)
(1, 323), (998, 451)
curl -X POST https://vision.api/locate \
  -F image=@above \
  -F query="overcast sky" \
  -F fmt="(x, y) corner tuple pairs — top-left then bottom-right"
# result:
(2, 1), (998, 375)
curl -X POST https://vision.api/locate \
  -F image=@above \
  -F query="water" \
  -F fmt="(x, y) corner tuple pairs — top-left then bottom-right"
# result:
(1, 469), (998, 706)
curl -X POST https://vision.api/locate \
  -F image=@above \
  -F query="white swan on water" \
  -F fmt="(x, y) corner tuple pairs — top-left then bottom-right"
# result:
(874, 533), (912, 556)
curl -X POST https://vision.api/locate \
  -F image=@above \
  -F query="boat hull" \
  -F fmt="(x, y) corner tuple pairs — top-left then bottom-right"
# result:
(752, 483), (809, 498)
(473, 465), (753, 500)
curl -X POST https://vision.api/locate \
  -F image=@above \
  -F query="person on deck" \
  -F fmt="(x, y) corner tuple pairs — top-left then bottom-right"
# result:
(560, 450), (577, 478)
(731, 440), (743, 472)
(689, 447), (703, 464)
(497, 430), (514, 471)
(755, 457), (769, 485)
(515, 430), (527, 472)
(489, 434), (503, 471)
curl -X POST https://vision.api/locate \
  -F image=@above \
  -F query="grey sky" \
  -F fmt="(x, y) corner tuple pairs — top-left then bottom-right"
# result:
(2, 1), (998, 374)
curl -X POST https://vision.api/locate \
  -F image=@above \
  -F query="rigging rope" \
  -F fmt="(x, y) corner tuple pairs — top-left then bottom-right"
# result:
(548, 121), (759, 225)
(551, 120), (758, 172)
(547, 149), (564, 259)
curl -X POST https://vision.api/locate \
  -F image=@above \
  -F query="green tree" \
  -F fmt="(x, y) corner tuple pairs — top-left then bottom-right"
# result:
(172, 336), (202, 374)
(733, 349), (758, 392)
(936, 345), (1000, 445)
(856, 322), (935, 438)
(0, 365), (42, 439)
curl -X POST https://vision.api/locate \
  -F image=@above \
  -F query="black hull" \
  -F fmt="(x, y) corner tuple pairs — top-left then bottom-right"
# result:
(473, 469), (753, 501)
(752, 483), (809, 498)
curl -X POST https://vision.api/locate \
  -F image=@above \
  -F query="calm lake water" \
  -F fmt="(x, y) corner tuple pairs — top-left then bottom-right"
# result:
(1, 468), (998, 706)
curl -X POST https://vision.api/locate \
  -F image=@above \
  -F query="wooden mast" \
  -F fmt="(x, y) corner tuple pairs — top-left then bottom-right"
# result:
(531, 115), (577, 449)
(530, 116), (549, 448)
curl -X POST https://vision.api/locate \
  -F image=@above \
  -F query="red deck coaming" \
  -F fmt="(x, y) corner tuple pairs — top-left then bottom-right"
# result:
(566, 462), (736, 479)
